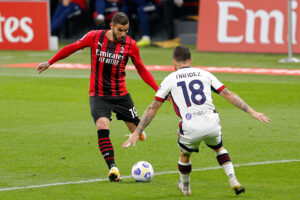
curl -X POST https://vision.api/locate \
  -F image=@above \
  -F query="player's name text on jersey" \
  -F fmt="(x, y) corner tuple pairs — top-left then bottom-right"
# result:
(176, 72), (202, 79)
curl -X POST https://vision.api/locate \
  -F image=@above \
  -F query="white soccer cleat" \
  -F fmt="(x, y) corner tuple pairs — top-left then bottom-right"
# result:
(178, 180), (191, 196)
(139, 131), (146, 141)
(229, 178), (245, 195)
(108, 167), (121, 182)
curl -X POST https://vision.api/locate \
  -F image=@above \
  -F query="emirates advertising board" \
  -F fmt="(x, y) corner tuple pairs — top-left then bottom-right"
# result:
(197, 0), (300, 53)
(0, 0), (50, 50)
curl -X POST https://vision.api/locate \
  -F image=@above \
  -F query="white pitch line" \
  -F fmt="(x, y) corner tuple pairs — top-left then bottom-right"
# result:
(0, 159), (299, 192)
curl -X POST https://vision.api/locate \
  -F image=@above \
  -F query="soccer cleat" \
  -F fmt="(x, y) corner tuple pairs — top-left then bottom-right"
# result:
(137, 37), (151, 47)
(229, 178), (245, 195)
(108, 167), (121, 182)
(178, 180), (191, 196)
(139, 131), (146, 141)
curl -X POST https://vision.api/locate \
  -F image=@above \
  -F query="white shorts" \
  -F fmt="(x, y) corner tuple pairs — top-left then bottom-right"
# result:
(177, 112), (223, 153)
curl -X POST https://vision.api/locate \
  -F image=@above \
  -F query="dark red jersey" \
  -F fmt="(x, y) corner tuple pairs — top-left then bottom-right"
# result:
(48, 30), (159, 96)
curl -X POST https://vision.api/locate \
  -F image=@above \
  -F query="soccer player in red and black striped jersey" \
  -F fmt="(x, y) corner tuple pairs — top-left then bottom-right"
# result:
(37, 12), (159, 182)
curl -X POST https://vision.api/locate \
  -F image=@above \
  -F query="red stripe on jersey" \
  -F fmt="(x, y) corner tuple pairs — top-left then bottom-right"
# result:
(89, 31), (101, 96)
(155, 96), (165, 102)
(217, 85), (226, 93)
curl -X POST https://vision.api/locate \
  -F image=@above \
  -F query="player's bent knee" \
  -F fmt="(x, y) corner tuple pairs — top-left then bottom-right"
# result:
(96, 118), (110, 130)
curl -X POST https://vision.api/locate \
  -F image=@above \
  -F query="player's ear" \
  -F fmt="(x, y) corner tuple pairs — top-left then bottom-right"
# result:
(172, 59), (176, 65)
(173, 59), (179, 70)
(190, 58), (193, 65)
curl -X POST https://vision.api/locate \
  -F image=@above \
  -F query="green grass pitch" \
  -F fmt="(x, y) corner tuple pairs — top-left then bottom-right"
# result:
(0, 45), (300, 199)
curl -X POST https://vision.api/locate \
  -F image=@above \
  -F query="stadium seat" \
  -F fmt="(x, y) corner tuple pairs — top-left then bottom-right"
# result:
(129, 0), (174, 41)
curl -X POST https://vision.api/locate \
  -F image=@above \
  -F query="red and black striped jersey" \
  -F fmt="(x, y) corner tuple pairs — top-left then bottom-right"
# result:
(48, 30), (159, 96)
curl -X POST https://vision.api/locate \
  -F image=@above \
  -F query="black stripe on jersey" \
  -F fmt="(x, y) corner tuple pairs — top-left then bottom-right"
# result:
(102, 40), (117, 96)
(95, 31), (106, 96)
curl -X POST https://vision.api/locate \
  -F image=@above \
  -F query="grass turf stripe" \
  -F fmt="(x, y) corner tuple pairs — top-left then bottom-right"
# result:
(0, 159), (299, 192)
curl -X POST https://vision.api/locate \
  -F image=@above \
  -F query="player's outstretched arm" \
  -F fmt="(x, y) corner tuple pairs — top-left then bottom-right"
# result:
(219, 88), (270, 123)
(122, 99), (163, 148)
(36, 62), (50, 74)
(36, 34), (91, 74)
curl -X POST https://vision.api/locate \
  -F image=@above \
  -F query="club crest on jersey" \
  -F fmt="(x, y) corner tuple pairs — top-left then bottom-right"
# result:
(120, 46), (125, 54)
(185, 113), (192, 120)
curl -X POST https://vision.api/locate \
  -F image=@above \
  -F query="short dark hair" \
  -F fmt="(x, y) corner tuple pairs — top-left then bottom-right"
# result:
(173, 46), (191, 62)
(111, 12), (129, 25)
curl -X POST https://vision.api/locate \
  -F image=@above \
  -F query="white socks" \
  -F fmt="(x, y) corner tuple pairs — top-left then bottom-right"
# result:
(222, 162), (235, 178)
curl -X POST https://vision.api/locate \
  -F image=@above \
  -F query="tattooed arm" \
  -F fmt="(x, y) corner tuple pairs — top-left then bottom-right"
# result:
(122, 100), (163, 148)
(219, 88), (270, 123)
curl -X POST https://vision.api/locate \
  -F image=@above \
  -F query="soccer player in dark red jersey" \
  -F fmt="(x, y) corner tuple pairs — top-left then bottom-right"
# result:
(37, 12), (159, 182)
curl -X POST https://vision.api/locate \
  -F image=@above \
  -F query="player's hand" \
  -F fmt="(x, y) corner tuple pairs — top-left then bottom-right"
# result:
(37, 62), (50, 74)
(251, 111), (270, 123)
(122, 132), (139, 148)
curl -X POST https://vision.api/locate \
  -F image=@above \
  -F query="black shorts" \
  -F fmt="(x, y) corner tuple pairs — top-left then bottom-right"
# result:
(89, 94), (140, 125)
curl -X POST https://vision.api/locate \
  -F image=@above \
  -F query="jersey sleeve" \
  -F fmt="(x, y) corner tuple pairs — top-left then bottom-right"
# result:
(48, 31), (94, 65)
(155, 75), (172, 102)
(130, 41), (159, 91)
(206, 71), (226, 94)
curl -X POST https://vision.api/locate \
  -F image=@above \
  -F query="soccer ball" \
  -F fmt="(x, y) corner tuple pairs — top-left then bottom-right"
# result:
(131, 161), (154, 182)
